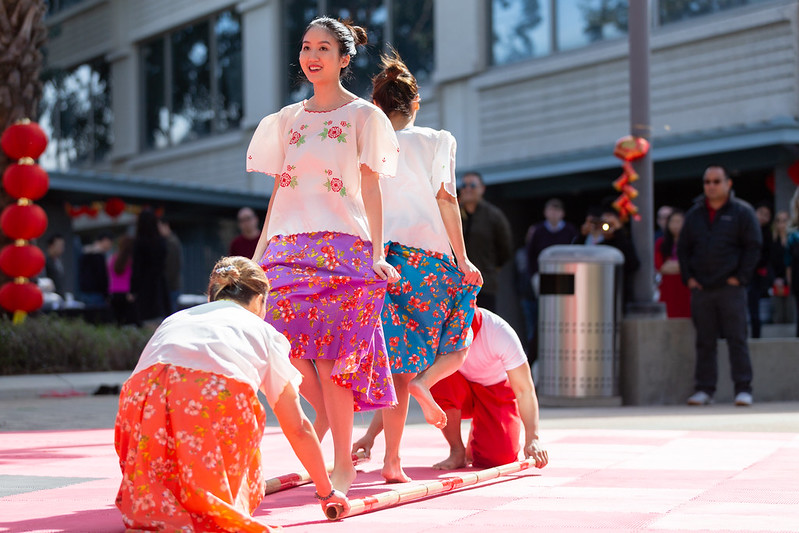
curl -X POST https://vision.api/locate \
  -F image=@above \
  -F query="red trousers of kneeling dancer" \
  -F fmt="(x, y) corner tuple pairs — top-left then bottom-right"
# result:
(431, 371), (521, 467)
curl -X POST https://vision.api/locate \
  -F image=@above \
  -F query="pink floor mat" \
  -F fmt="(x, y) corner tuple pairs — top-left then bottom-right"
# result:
(1, 426), (798, 532)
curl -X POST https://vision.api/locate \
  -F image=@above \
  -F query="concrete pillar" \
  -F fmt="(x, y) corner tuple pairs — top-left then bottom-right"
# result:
(240, 0), (283, 130)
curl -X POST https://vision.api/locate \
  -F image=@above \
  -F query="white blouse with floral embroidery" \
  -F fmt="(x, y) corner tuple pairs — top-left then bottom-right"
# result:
(381, 126), (458, 257)
(246, 99), (399, 242)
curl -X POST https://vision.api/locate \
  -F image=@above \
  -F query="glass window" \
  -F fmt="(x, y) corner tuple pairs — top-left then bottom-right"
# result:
(39, 60), (113, 169)
(170, 21), (212, 144)
(141, 10), (242, 150)
(215, 11), (244, 132)
(46, 0), (86, 15)
(283, 0), (435, 101)
(556, 0), (627, 52)
(393, 0), (435, 84)
(142, 39), (168, 150)
(492, 0), (552, 65)
(658, 0), (762, 25)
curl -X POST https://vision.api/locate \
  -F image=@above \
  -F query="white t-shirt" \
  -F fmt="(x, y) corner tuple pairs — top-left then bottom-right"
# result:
(132, 300), (301, 408)
(381, 126), (457, 257)
(459, 308), (528, 387)
(246, 99), (399, 243)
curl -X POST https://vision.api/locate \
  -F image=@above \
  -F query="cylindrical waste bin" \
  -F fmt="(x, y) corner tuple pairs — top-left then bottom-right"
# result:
(537, 245), (624, 398)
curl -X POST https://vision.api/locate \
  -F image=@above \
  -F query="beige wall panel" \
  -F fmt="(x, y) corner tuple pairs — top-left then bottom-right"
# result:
(46, 3), (113, 66)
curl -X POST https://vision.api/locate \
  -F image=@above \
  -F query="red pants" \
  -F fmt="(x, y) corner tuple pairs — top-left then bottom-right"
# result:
(431, 371), (521, 467)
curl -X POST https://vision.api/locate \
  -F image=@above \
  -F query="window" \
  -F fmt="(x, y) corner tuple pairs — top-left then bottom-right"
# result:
(658, 0), (767, 25)
(39, 60), (113, 169)
(46, 0), (86, 15)
(556, 0), (627, 52)
(492, 0), (552, 65)
(284, 0), (435, 102)
(141, 10), (243, 150)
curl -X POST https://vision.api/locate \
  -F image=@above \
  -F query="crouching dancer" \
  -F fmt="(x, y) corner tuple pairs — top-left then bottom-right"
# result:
(114, 256), (348, 532)
(354, 307), (548, 470)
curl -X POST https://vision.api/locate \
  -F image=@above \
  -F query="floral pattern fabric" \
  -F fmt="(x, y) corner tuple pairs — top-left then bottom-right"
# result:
(383, 242), (481, 374)
(115, 363), (277, 532)
(260, 231), (397, 412)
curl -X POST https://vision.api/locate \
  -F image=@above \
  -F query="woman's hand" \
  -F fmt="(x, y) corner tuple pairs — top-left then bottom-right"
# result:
(458, 258), (483, 286)
(321, 489), (350, 513)
(373, 258), (400, 283)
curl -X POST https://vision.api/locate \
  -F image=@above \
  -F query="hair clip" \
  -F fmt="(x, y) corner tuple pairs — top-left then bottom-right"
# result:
(215, 265), (236, 274)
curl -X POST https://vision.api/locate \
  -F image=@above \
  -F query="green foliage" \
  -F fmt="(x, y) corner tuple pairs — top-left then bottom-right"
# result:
(0, 315), (153, 375)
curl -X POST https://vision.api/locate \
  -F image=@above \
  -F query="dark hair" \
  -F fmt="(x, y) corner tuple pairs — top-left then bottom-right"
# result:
(545, 198), (564, 211)
(47, 233), (64, 246)
(304, 17), (367, 79)
(207, 256), (270, 307)
(113, 235), (134, 276)
(461, 171), (484, 186)
(135, 208), (161, 243)
(659, 209), (685, 259)
(705, 165), (730, 180)
(372, 49), (418, 118)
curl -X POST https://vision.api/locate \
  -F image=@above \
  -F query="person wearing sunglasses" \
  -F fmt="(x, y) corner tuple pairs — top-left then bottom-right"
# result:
(676, 165), (762, 407)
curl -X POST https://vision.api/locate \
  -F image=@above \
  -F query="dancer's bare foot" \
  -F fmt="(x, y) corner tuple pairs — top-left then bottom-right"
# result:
(381, 456), (412, 483)
(331, 465), (357, 494)
(432, 449), (468, 470)
(408, 378), (447, 428)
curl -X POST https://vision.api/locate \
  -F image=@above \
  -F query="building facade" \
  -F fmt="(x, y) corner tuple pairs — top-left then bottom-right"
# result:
(39, 0), (799, 295)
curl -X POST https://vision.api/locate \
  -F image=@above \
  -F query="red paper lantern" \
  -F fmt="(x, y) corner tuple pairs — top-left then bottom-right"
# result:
(613, 135), (650, 162)
(0, 203), (48, 240)
(1, 120), (48, 160)
(2, 162), (49, 200)
(788, 162), (799, 186)
(0, 244), (46, 278)
(104, 197), (126, 218)
(0, 281), (43, 313)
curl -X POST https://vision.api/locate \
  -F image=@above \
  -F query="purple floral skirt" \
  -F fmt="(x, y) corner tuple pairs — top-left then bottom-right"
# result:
(260, 231), (396, 411)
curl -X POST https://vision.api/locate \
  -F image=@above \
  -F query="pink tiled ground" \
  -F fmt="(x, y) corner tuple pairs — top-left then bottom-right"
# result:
(1, 425), (798, 532)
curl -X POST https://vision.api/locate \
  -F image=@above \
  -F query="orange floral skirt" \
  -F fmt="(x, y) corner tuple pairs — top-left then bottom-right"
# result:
(114, 363), (278, 532)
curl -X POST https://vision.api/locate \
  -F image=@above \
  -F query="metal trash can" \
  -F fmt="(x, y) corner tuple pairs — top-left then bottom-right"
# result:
(537, 245), (624, 398)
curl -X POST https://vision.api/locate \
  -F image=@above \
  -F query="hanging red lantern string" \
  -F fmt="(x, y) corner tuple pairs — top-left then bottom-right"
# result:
(1, 119), (49, 323)
(611, 135), (650, 223)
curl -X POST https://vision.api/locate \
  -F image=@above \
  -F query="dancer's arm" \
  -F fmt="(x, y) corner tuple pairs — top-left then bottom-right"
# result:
(506, 362), (548, 469)
(361, 164), (399, 282)
(251, 178), (279, 263)
(272, 382), (349, 511)
(436, 184), (483, 286)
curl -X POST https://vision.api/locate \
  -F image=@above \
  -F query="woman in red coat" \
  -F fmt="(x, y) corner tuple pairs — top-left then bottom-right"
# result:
(655, 210), (691, 318)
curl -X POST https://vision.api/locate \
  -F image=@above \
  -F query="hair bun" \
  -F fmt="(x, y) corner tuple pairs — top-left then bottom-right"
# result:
(348, 23), (368, 47)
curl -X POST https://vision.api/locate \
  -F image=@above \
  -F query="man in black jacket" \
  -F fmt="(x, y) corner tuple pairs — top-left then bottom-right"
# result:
(677, 166), (761, 406)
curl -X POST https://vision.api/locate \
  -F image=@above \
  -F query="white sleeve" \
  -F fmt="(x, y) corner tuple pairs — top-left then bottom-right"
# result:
(358, 109), (399, 178)
(246, 111), (286, 177)
(489, 317), (529, 372)
(258, 326), (302, 408)
(431, 130), (457, 198)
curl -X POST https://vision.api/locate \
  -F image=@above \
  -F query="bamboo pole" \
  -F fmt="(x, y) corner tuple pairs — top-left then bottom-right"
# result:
(264, 450), (369, 495)
(325, 457), (537, 520)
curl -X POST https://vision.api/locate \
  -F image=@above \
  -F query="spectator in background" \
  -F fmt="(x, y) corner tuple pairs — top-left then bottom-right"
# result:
(158, 218), (183, 314)
(44, 234), (66, 297)
(598, 208), (641, 307)
(523, 198), (578, 363)
(229, 207), (262, 260)
(747, 202), (774, 338)
(678, 165), (761, 406)
(771, 210), (794, 324)
(655, 209), (691, 318)
(131, 208), (170, 323)
(785, 188), (799, 337)
(577, 206), (605, 245)
(654, 205), (674, 242)
(459, 171), (513, 312)
(108, 235), (139, 326)
(78, 233), (112, 306)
